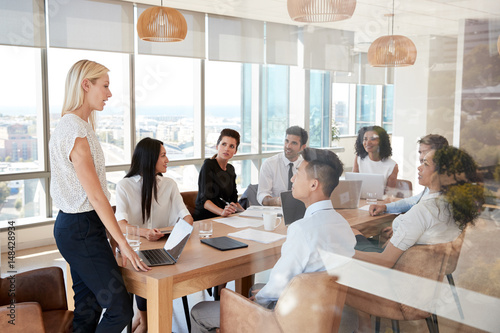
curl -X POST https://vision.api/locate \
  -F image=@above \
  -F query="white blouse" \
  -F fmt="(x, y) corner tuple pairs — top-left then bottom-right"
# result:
(390, 192), (461, 251)
(49, 114), (109, 213)
(115, 175), (190, 228)
(357, 155), (397, 185)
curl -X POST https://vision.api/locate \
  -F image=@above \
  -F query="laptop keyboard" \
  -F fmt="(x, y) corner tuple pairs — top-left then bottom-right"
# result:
(142, 249), (172, 265)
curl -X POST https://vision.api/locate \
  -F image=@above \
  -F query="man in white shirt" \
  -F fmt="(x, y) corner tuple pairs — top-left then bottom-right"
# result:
(190, 148), (356, 332)
(257, 126), (308, 206)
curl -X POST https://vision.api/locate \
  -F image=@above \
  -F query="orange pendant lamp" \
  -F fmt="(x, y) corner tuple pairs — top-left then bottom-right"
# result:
(367, 2), (417, 67)
(137, 1), (187, 42)
(287, 0), (357, 23)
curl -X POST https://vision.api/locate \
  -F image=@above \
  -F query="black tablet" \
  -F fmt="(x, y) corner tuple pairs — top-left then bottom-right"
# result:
(201, 236), (248, 251)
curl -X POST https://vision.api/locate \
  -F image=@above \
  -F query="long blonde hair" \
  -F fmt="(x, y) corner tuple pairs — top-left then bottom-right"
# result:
(61, 60), (109, 130)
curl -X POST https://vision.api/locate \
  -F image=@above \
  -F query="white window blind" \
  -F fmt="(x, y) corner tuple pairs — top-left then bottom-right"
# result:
(137, 6), (205, 59)
(208, 14), (264, 64)
(333, 53), (392, 85)
(303, 27), (353, 71)
(48, 0), (134, 53)
(0, 0), (45, 47)
(266, 22), (298, 66)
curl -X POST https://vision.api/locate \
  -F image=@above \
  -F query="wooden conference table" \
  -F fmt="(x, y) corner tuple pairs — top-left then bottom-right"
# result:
(66, 200), (396, 333)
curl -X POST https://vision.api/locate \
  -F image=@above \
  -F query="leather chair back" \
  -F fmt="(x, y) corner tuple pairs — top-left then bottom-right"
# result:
(1, 266), (68, 311)
(180, 191), (198, 216)
(220, 272), (347, 333)
(395, 179), (413, 198)
(445, 228), (466, 275)
(0, 266), (73, 333)
(346, 241), (452, 321)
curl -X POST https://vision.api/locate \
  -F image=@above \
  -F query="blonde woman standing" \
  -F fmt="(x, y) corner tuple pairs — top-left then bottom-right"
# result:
(50, 60), (149, 332)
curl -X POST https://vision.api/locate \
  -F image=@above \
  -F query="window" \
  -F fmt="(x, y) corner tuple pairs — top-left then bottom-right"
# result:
(356, 85), (379, 132)
(0, 46), (44, 173)
(135, 55), (200, 160)
(47, 48), (131, 166)
(261, 65), (289, 152)
(309, 70), (330, 148)
(383, 85), (394, 132)
(331, 83), (352, 136)
(204, 61), (245, 157)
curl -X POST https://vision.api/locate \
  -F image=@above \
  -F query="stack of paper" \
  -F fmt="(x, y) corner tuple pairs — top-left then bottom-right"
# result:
(228, 228), (286, 244)
(213, 216), (263, 228)
(239, 206), (283, 218)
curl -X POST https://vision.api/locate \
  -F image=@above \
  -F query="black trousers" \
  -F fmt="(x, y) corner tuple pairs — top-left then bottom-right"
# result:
(54, 210), (133, 333)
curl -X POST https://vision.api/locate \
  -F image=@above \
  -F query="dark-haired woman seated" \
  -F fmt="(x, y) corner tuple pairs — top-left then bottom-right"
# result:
(194, 128), (245, 220)
(353, 125), (398, 189)
(352, 146), (484, 332)
(115, 137), (193, 333)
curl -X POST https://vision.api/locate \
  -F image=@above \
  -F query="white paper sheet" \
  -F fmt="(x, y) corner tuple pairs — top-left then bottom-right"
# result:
(239, 206), (283, 218)
(164, 219), (193, 250)
(213, 216), (264, 228)
(228, 228), (286, 244)
(358, 205), (370, 211)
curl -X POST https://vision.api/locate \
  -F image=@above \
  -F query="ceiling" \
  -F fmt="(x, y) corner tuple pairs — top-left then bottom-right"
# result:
(125, 0), (500, 43)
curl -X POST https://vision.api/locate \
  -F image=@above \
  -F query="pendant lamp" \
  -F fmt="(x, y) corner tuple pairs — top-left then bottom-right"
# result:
(367, 2), (417, 67)
(137, 1), (187, 42)
(287, 0), (357, 23)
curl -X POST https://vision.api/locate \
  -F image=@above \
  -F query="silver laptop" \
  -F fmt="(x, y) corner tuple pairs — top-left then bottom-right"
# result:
(330, 180), (363, 209)
(138, 219), (193, 266)
(345, 172), (385, 200)
(280, 190), (306, 226)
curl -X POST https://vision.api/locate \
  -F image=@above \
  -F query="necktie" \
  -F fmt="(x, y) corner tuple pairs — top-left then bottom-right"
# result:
(288, 163), (293, 190)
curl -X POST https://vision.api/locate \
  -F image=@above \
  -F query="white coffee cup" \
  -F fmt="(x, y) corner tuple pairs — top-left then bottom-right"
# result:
(263, 212), (282, 231)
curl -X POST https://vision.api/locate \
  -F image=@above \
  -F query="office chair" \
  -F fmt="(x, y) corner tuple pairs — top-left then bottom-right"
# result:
(0, 267), (73, 333)
(220, 272), (347, 333)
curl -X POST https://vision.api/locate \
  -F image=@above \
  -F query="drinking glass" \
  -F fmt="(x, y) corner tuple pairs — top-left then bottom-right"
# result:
(199, 221), (213, 238)
(126, 225), (140, 252)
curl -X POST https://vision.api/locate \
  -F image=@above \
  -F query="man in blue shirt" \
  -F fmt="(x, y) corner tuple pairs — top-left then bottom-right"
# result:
(190, 148), (356, 332)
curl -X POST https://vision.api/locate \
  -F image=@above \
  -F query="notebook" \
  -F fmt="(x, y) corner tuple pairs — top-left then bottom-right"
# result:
(201, 236), (248, 251)
(138, 219), (193, 266)
(344, 172), (385, 200)
(280, 190), (306, 226)
(330, 180), (363, 209)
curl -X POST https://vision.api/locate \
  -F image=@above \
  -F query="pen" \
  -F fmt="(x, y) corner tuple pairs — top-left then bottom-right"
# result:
(219, 197), (243, 212)
(220, 197), (231, 206)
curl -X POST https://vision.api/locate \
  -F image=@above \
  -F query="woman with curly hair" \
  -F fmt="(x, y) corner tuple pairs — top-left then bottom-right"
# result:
(352, 146), (483, 332)
(353, 146), (483, 265)
(353, 125), (398, 188)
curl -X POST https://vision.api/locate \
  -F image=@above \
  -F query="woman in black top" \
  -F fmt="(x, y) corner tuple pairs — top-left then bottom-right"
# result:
(194, 128), (245, 220)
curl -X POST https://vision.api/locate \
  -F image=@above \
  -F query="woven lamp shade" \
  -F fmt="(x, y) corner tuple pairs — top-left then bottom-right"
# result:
(137, 6), (187, 42)
(368, 35), (417, 67)
(287, 0), (356, 22)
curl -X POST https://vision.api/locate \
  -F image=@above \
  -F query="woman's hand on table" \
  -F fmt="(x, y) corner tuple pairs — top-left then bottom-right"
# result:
(145, 228), (164, 241)
(221, 203), (237, 217)
(119, 241), (151, 272)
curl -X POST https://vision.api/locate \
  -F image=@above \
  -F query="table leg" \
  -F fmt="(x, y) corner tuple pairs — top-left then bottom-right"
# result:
(147, 276), (173, 333)
(66, 262), (75, 310)
(235, 274), (255, 297)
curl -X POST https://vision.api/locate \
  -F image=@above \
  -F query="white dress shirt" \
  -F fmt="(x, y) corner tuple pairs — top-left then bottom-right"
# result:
(255, 200), (356, 307)
(115, 175), (190, 228)
(390, 192), (461, 251)
(257, 152), (303, 205)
